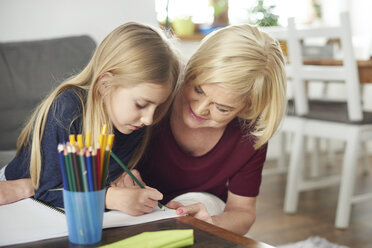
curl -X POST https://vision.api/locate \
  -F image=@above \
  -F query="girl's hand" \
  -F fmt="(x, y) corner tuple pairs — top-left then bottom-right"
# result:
(167, 201), (213, 224)
(111, 169), (145, 188)
(106, 186), (163, 216)
(0, 179), (34, 205)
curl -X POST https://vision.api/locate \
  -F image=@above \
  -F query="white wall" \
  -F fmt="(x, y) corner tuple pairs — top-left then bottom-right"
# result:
(322, 0), (372, 60)
(0, 0), (370, 161)
(0, 0), (157, 43)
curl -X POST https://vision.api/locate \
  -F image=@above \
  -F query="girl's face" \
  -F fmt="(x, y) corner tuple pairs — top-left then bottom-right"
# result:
(177, 83), (246, 129)
(104, 82), (171, 134)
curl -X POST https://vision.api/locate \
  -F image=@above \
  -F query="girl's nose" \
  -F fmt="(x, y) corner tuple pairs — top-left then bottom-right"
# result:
(140, 108), (154, 126)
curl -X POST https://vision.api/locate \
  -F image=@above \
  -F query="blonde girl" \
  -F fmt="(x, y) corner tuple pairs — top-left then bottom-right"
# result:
(0, 22), (180, 216)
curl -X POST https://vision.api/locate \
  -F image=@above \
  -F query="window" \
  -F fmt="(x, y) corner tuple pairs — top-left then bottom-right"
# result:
(155, 0), (319, 28)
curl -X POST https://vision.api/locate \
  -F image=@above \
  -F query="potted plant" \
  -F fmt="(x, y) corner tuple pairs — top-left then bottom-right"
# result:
(248, 0), (279, 27)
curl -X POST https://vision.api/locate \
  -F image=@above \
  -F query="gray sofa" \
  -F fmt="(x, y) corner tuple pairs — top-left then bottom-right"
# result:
(0, 35), (96, 166)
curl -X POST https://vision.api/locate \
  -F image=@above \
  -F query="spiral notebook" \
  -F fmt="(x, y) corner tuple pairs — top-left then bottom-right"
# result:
(0, 198), (178, 247)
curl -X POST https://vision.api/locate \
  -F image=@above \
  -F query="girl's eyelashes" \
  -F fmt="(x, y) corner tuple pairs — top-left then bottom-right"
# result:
(135, 102), (146, 109)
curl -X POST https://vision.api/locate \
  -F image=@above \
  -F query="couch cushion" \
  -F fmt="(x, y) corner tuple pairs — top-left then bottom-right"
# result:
(0, 35), (96, 150)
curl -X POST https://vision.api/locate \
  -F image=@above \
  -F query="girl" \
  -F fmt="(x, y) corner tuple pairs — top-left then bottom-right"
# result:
(0, 22), (180, 216)
(119, 24), (287, 233)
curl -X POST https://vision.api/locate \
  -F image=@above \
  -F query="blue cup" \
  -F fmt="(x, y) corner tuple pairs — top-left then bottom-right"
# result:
(63, 189), (106, 245)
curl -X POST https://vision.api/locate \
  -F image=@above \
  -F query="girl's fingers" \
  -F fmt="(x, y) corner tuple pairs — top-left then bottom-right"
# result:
(143, 198), (160, 209)
(138, 204), (155, 214)
(123, 173), (137, 188)
(130, 169), (146, 186)
(111, 172), (126, 187)
(134, 187), (163, 211)
(122, 169), (146, 188)
(144, 186), (163, 201)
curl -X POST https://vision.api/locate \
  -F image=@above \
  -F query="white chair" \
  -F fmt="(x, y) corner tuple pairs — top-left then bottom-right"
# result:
(283, 12), (372, 228)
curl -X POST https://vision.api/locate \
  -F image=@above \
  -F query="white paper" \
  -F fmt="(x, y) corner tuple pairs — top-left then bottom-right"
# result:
(103, 207), (178, 228)
(0, 198), (178, 247)
(0, 198), (67, 246)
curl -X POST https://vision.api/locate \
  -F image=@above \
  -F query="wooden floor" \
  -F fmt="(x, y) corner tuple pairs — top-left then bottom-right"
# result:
(247, 156), (372, 248)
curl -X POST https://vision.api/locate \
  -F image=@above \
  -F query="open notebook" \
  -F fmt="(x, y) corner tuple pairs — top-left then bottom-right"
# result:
(0, 198), (178, 246)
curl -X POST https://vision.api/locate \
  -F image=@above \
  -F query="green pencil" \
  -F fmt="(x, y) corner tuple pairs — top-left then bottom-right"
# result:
(64, 146), (76, 191)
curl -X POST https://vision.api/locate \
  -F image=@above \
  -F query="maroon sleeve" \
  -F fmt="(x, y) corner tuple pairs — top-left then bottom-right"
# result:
(227, 143), (268, 197)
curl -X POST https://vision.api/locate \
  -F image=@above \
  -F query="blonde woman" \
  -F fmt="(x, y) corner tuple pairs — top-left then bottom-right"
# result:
(121, 24), (287, 233)
(0, 22), (180, 216)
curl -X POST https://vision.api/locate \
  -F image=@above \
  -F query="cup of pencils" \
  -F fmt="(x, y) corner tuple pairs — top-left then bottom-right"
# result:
(58, 125), (113, 245)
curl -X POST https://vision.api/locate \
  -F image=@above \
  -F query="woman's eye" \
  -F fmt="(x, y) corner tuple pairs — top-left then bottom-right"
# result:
(216, 106), (229, 113)
(194, 86), (203, 94)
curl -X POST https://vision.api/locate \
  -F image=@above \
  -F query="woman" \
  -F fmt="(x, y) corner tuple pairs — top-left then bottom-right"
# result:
(119, 23), (287, 234)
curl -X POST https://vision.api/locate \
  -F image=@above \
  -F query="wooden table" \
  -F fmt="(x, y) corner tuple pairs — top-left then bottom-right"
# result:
(303, 59), (372, 83)
(9, 216), (274, 248)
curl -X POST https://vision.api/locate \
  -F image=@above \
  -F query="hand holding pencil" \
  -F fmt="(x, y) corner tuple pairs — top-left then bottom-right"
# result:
(110, 152), (166, 209)
(105, 185), (163, 216)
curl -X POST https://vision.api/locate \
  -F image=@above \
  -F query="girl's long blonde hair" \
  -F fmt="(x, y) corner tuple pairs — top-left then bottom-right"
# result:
(183, 24), (287, 149)
(17, 22), (181, 188)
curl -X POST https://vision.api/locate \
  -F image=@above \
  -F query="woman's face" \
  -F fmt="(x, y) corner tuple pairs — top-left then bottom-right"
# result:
(178, 83), (246, 129)
(104, 82), (171, 134)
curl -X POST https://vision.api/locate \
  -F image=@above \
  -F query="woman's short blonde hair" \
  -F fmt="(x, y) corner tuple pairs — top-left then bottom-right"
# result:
(182, 24), (287, 149)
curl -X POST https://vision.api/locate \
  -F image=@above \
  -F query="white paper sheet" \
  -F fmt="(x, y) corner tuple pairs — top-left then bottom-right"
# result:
(103, 207), (178, 228)
(0, 198), (178, 247)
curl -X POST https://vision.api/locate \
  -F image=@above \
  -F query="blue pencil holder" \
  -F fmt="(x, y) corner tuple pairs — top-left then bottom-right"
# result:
(63, 189), (106, 245)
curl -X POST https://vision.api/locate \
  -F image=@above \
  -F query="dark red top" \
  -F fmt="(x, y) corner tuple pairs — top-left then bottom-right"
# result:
(137, 118), (267, 204)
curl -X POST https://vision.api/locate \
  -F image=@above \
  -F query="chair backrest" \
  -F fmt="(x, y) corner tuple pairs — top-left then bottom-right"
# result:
(286, 12), (362, 121)
(0, 35), (96, 150)
(259, 25), (296, 96)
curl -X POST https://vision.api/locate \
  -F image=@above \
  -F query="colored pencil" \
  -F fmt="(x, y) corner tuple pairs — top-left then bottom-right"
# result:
(91, 148), (97, 191)
(99, 133), (107, 180)
(58, 144), (68, 190)
(85, 149), (94, 192)
(69, 134), (76, 146)
(78, 148), (89, 192)
(101, 134), (114, 188)
(96, 147), (101, 190)
(57, 126), (114, 193)
(64, 146), (75, 191)
(101, 145), (110, 188)
(76, 135), (88, 191)
(69, 145), (82, 192)
(85, 131), (91, 148)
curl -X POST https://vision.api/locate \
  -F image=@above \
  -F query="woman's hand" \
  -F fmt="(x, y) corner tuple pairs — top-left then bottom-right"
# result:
(105, 186), (163, 216)
(111, 169), (145, 188)
(167, 201), (213, 224)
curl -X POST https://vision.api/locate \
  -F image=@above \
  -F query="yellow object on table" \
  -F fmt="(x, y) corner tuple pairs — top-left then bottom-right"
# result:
(172, 17), (195, 36)
(100, 229), (194, 248)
